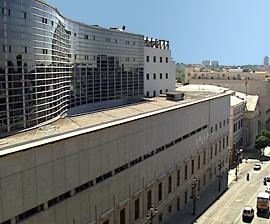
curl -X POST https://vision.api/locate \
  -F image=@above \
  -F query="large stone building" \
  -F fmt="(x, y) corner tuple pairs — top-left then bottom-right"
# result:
(144, 37), (176, 97)
(185, 70), (270, 130)
(0, 89), (231, 224)
(0, 0), (144, 135)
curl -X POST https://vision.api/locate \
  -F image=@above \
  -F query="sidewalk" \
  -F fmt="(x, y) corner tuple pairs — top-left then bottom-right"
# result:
(166, 177), (228, 224)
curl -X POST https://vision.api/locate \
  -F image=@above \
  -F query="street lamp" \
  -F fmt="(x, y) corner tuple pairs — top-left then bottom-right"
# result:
(191, 177), (199, 215)
(146, 205), (158, 224)
(217, 160), (224, 191)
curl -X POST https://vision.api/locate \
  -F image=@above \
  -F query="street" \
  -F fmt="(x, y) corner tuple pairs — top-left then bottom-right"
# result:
(195, 157), (270, 224)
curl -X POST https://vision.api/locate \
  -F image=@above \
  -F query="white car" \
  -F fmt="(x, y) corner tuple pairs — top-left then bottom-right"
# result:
(253, 163), (261, 170)
(242, 206), (254, 221)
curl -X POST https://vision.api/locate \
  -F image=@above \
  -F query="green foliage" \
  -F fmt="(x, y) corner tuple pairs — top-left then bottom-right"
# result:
(255, 129), (270, 155)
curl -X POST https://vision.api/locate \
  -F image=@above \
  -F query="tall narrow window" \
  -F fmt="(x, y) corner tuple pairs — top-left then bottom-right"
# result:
(24, 12), (26, 19)
(9, 46), (11, 52)
(158, 182), (162, 201)
(191, 159), (194, 174)
(153, 73), (156, 79)
(215, 143), (217, 155)
(210, 146), (213, 159)
(84, 34), (88, 39)
(153, 56), (156, 62)
(24, 47), (27, 54)
(153, 90), (156, 97)
(146, 56), (149, 62)
(8, 9), (10, 16)
(168, 175), (172, 193)
(146, 73), (149, 80)
(184, 164), (188, 180)
(120, 208), (125, 224)
(166, 73), (168, 79)
(2, 45), (5, 52)
(177, 169), (180, 186)
(177, 197), (180, 211)
(160, 73), (162, 79)
(166, 57), (168, 63)
(198, 155), (200, 169)
(203, 151), (206, 164)
(147, 190), (152, 209)
(160, 57), (162, 63)
(134, 199), (140, 220)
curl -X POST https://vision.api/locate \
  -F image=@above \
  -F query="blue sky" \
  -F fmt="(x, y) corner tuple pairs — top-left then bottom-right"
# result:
(47, 0), (270, 65)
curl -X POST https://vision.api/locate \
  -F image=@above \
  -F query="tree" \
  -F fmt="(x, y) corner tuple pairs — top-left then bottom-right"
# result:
(255, 132), (270, 158)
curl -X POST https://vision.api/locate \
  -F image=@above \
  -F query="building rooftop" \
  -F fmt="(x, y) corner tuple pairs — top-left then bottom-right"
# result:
(0, 90), (231, 155)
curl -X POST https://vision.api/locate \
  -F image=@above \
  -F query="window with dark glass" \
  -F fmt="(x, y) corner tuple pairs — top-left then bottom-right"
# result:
(197, 155), (200, 169)
(103, 221), (109, 224)
(215, 143), (217, 155)
(1, 8), (4, 15)
(153, 90), (156, 97)
(146, 73), (149, 80)
(160, 57), (162, 63)
(24, 12), (26, 19)
(177, 169), (180, 186)
(177, 197), (180, 211)
(219, 140), (221, 152)
(9, 46), (11, 52)
(168, 175), (172, 193)
(84, 34), (88, 39)
(166, 89), (168, 92)
(153, 56), (156, 62)
(2, 45), (5, 52)
(203, 151), (206, 164)
(168, 205), (172, 213)
(191, 160), (194, 174)
(158, 182), (162, 201)
(147, 190), (152, 209)
(146, 91), (149, 97)
(120, 208), (125, 224)
(51, 21), (54, 26)
(146, 56), (149, 62)
(93, 35), (95, 40)
(210, 146), (213, 159)
(160, 90), (162, 94)
(8, 9), (10, 16)
(74, 32), (76, 37)
(160, 73), (162, 79)
(134, 199), (140, 220)
(25, 47), (27, 54)
(159, 214), (163, 222)
(166, 57), (168, 63)
(184, 164), (187, 180)
(166, 73), (168, 79)
(153, 73), (156, 79)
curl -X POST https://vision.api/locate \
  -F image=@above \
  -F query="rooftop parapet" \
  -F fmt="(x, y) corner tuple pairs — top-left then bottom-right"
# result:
(144, 37), (169, 49)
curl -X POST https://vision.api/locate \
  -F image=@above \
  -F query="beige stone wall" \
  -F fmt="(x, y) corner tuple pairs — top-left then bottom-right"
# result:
(0, 96), (230, 224)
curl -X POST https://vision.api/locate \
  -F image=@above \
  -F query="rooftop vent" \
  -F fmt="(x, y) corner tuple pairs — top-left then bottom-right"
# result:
(166, 92), (184, 101)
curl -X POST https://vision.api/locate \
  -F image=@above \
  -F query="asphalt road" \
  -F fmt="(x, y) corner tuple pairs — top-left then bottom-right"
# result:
(195, 159), (270, 224)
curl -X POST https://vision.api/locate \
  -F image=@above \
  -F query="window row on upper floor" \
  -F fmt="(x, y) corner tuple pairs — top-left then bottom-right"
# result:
(210, 119), (229, 133)
(146, 55), (169, 63)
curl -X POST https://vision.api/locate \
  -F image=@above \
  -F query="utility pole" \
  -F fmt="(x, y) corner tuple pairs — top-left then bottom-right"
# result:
(192, 178), (199, 215)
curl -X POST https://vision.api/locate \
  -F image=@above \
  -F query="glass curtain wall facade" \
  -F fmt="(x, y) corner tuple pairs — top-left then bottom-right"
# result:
(0, 0), (144, 135)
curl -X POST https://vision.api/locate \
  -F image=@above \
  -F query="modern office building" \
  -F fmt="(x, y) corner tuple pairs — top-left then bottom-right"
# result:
(0, 0), (144, 135)
(211, 61), (218, 68)
(0, 88), (231, 224)
(185, 70), (270, 130)
(202, 61), (210, 67)
(144, 37), (176, 97)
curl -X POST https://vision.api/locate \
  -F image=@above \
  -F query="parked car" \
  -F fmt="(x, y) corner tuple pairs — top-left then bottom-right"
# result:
(253, 163), (261, 170)
(242, 206), (254, 221)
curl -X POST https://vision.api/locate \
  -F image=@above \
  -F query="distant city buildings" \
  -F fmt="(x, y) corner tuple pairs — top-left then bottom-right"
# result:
(263, 56), (269, 71)
(202, 60), (211, 67)
(202, 60), (218, 68)
(185, 69), (270, 131)
(144, 37), (176, 97)
(211, 61), (219, 68)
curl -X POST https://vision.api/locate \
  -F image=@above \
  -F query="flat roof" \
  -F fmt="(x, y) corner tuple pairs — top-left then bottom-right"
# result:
(0, 91), (231, 156)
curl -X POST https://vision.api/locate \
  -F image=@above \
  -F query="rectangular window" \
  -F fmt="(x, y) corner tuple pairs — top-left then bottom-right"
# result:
(177, 170), (180, 186)
(219, 140), (221, 152)
(153, 56), (156, 62)
(160, 73), (162, 79)
(9, 46), (11, 52)
(223, 138), (225, 149)
(210, 147), (213, 159)
(1, 8), (4, 15)
(177, 197), (180, 211)
(24, 12), (26, 19)
(211, 126), (213, 133)
(159, 214), (163, 222)
(120, 208), (125, 224)
(168, 205), (172, 213)
(74, 32), (77, 37)
(191, 159), (194, 174)
(219, 122), (222, 128)
(42, 49), (47, 54)
(158, 183), (162, 201)
(203, 151), (206, 164)
(166, 57), (168, 63)
(223, 120), (226, 126)
(2, 45), (5, 52)
(8, 9), (10, 16)
(24, 47), (27, 54)
(184, 164), (188, 180)
(84, 34), (88, 39)
(147, 190), (152, 209)
(160, 89), (162, 94)
(93, 35), (95, 40)
(146, 73), (149, 80)
(226, 136), (228, 146)
(134, 199), (140, 220)
(51, 21), (54, 26)
(203, 174), (206, 185)
(160, 57), (162, 63)
(215, 124), (217, 131)
(166, 73), (168, 79)
(153, 90), (156, 97)
(146, 91), (149, 97)
(146, 56), (149, 62)
(168, 176), (172, 193)
(153, 73), (156, 79)
(166, 89), (168, 92)
(215, 143), (217, 155)
(198, 155), (200, 169)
